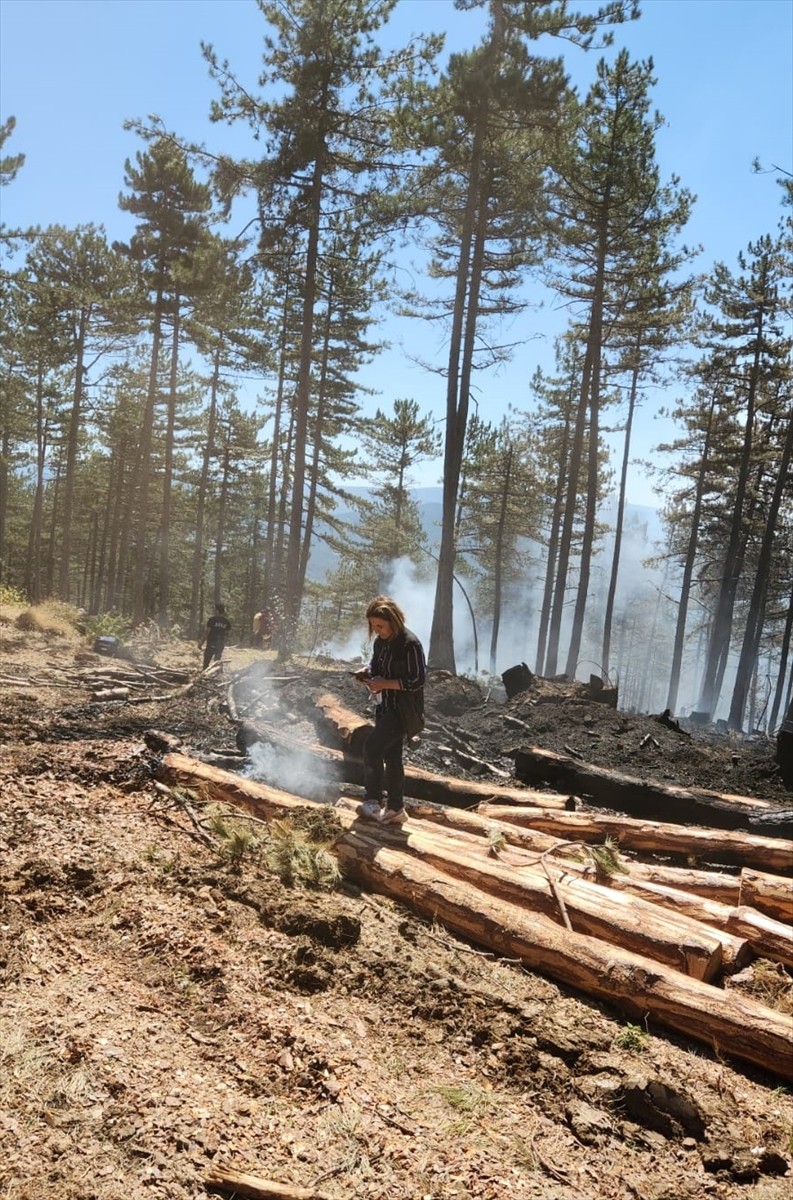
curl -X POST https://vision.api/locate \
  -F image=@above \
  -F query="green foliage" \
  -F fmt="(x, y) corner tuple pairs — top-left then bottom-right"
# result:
(0, 583), (27, 605)
(586, 837), (628, 879)
(83, 611), (132, 642)
(264, 815), (341, 890)
(613, 1023), (649, 1052)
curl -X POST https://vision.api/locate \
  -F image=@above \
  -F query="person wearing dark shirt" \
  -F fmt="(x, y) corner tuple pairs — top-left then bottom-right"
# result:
(353, 595), (426, 826)
(199, 603), (231, 670)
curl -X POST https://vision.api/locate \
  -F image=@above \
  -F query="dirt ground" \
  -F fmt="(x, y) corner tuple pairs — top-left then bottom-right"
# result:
(1, 614), (792, 1200)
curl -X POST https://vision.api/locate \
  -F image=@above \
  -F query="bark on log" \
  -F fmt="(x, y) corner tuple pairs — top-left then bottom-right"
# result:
(204, 1167), (339, 1199)
(155, 754), (793, 1080)
(722, 907), (793, 969)
(393, 799), (743, 904)
(478, 803), (793, 874)
(592, 876), (793, 968)
(381, 823), (745, 979)
(311, 692), (373, 756)
(332, 840), (793, 1082)
(509, 746), (776, 831)
(160, 753), (325, 820)
(739, 868), (793, 924)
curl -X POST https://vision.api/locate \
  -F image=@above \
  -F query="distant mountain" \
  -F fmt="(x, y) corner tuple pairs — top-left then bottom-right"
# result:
(308, 487), (661, 580)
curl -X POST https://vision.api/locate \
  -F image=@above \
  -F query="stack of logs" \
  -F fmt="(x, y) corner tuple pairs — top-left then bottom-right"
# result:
(77, 662), (192, 703)
(152, 690), (793, 1084)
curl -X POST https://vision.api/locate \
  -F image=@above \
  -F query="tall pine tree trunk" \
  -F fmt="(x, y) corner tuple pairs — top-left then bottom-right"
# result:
(601, 358), (639, 679)
(665, 402), (716, 714)
(488, 447), (512, 674)
(158, 301), (181, 628)
(283, 153), (324, 647)
(189, 351), (220, 637)
(697, 316), (764, 715)
(564, 221), (607, 680)
(58, 309), (88, 600)
(769, 580), (793, 733)
(131, 288), (165, 624)
(728, 410), (793, 730)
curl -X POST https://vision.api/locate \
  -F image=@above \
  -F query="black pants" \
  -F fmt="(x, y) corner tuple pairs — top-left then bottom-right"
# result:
(203, 641), (224, 670)
(362, 707), (404, 811)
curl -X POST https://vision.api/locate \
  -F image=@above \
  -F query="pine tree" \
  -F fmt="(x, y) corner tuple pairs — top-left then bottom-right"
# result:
(117, 137), (212, 623)
(202, 0), (440, 647)
(542, 50), (693, 681)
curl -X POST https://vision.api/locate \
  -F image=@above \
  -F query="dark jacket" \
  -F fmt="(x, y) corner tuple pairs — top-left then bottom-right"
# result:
(369, 628), (426, 736)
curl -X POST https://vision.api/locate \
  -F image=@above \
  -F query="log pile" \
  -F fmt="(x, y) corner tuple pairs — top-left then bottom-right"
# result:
(153, 746), (793, 1083)
(75, 661), (194, 703)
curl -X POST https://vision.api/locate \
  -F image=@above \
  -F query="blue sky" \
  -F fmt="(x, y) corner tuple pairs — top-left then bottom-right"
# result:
(2, 0), (792, 505)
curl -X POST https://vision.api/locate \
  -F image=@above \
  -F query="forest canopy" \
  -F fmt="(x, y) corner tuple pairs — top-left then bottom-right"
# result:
(1, 0), (791, 734)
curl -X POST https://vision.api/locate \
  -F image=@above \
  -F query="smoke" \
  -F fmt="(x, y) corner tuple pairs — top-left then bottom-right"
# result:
(243, 740), (338, 804)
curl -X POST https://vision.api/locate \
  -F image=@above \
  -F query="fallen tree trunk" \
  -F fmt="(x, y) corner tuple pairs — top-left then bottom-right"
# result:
(311, 691), (372, 756)
(478, 803), (793, 874)
(381, 823), (747, 979)
(509, 746), (778, 831)
(154, 753), (793, 1080)
(588, 876), (793, 969)
(395, 798), (743, 904)
(333, 839), (793, 1083)
(235, 718), (570, 811)
(739, 868), (793, 924)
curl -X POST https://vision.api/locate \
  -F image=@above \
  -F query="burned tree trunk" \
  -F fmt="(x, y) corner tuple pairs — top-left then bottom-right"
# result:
(509, 746), (779, 831)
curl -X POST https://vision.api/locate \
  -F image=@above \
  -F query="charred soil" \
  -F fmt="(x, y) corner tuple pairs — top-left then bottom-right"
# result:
(1, 618), (792, 1200)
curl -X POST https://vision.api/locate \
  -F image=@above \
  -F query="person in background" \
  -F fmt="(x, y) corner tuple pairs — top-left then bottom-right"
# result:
(252, 605), (274, 649)
(199, 603), (231, 670)
(353, 595), (426, 826)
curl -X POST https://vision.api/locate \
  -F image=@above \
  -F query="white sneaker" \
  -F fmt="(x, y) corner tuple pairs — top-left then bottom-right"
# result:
(378, 807), (407, 826)
(359, 800), (384, 821)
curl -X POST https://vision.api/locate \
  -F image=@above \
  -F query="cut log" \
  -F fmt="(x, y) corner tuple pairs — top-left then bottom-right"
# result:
(723, 907), (793, 969)
(392, 798), (743, 903)
(739, 868), (793, 924)
(332, 840), (793, 1083)
(509, 745), (776, 831)
(591, 876), (793, 968)
(478, 803), (793, 874)
(378, 823), (746, 979)
(155, 754), (793, 1080)
(311, 691), (373, 756)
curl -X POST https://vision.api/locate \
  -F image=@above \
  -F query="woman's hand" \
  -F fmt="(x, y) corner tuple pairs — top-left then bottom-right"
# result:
(366, 676), (388, 693)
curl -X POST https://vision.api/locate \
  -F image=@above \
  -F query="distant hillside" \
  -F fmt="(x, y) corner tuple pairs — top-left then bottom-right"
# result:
(307, 487), (662, 580)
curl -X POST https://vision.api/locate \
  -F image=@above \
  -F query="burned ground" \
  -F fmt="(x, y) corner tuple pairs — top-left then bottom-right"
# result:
(1, 618), (791, 1200)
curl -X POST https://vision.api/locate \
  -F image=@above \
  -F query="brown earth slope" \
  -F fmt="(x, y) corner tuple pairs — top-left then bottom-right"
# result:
(1, 615), (792, 1200)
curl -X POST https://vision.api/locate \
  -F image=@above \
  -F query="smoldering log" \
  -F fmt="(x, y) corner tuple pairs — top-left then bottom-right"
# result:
(508, 745), (779, 832)
(235, 717), (570, 811)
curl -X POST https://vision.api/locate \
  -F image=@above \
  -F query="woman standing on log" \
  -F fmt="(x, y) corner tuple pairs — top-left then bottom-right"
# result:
(354, 595), (426, 825)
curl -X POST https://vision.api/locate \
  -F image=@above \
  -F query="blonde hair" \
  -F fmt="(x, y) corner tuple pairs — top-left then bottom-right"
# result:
(365, 595), (406, 639)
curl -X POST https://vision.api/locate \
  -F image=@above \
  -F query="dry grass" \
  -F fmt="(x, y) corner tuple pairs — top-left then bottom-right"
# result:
(12, 602), (83, 640)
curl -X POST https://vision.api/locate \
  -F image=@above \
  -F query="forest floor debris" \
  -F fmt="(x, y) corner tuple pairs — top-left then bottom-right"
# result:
(1, 611), (792, 1200)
